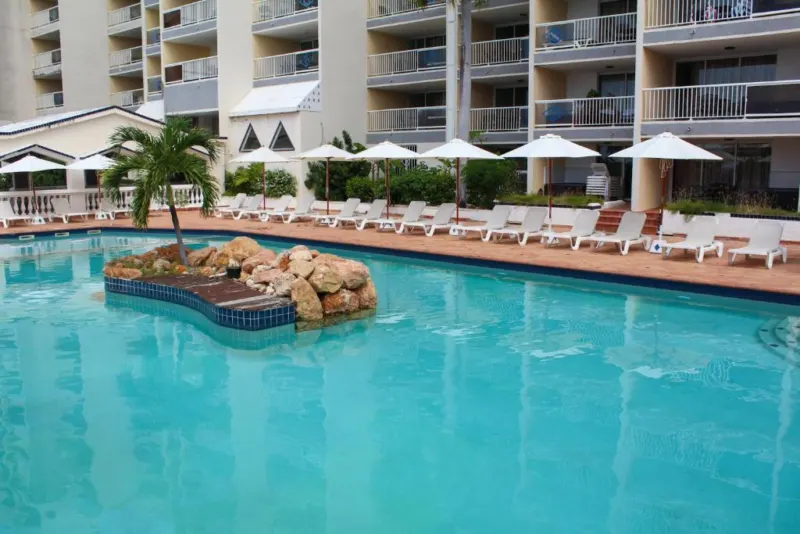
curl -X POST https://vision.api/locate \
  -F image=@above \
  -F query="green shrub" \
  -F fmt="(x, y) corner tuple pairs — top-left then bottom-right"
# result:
(498, 193), (604, 208)
(304, 131), (371, 201)
(391, 164), (455, 206)
(345, 176), (378, 202)
(463, 160), (520, 208)
(224, 164), (297, 197)
(264, 169), (298, 197)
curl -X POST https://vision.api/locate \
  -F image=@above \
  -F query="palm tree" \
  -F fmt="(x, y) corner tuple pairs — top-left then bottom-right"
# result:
(103, 117), (220, 265)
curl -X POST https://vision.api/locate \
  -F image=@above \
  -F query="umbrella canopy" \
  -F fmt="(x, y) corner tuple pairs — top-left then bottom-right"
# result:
(611, 132), (722, 161)
(230, 146), (288, 164)
(347, 142), (420, 218)
(0, 155), (66, 173)
(66, 154), (116, 171)
(503, 134), (600, 159)
(293, 144), (354, 215)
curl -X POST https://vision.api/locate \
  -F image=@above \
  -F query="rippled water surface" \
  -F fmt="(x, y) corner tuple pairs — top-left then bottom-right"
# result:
(0, 232), (798, 534)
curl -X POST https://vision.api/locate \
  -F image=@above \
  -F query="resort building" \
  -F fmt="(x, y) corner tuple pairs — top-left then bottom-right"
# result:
(1, 0), (799, 210)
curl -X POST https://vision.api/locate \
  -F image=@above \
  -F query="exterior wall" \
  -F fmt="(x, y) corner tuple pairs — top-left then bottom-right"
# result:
(770, 139), (800, 190)
(217, 0), (253, 147)
(367, 89), (410, 111)
(0, 1), (36, 123)
(366, 32), (407, 55)
(60, 0), (111, 111)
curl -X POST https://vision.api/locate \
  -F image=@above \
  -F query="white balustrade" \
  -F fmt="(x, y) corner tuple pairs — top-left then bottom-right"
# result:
(253, 0), (318, 23)
(368, 0), (445, 19)
(31, 6), (59, 30)
(111, 89), (145, 107)
(108, 3), (142, 27)
(167, 0), (217, 27)
(165, 56), (219, 84)
(367, 46), (446, 77)
(534, 96), (635, 127)
(148, 75), (163, 96)
(254, 49), (319, 79)
(646, 0), (767, 28)
(642, 80), (800, 121)
(34, 49), (62, 72)
(367, 106), (447, 132)
(471, 107), (529, 132)
(535, 13), (637, 50)
(109, 46), (143, 68)
(472, 37), (529, 66)
(36, 91), (64, 111)
(0, 191), (72, 218)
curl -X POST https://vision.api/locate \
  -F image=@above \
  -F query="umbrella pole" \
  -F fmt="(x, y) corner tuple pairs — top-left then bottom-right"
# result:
(261, 164), (267, 210)
(658, 159), (672, 242)
(384, 158), (390, 219)
(455, 158), (461, 224)
(97, 171), (103, 204)
(548, 158), (553, 230)
(326, 157), (331, 215)
(29, 172), (38, 216)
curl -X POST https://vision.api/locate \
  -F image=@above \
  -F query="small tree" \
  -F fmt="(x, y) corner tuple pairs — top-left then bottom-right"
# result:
(103, 118), (220, 265)
(304, 131), (371, 201)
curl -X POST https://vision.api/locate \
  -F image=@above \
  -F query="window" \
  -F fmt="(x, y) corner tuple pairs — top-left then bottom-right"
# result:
(239, 124), (261, 152)
(270, 122), (295, 151)
(300, 39), (319, 51)
(411, 35), (445, 49)
(599, 0), (635, 15)
(409, 91), (445, 107)
(598, 73), (635, 97)
(675, 55), (777, 86)
(495, 24), (529, 39)
(672, 142), (771, 197)
(495, 87), (528, 107)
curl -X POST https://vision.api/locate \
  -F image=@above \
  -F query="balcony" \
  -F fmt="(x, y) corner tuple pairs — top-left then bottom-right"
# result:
(165, 57), (218, 84)
(367, 0), (445, 19)
(534, 96), (634, 140)
(367, 46), (445, 87)
(368, 106), (446, 132)
(108, 3), (143, 36)
(535, 13), (637, 65)
(31, 6), (60, 38)
(33, 49), (62, 78)
(163, 57), (219, 115)
(472, 37), (529, 81)
(641, 80), (800, 137)
(162, 0), (217, 40)
(471, 107), (528, 132)
(254, 49), (319, 85)
(253, 0), (318, 23)
(36, 91), (64, 114)
(148, 76), (163, 99)
(146, 28), (161, 56)
(111, 89), (145, 108)
(646, 0), (800, 28)
(109, 46), (144, 75)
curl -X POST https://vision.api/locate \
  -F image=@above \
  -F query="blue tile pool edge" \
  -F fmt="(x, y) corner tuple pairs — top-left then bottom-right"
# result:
(8, 227), (800, 307)
(104, 276), (296, 332)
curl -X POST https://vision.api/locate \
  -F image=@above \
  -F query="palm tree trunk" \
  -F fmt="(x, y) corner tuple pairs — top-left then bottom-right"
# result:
(166, 185), (188, 265)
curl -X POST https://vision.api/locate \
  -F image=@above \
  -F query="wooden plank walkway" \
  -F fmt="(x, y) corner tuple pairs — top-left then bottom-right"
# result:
(138, 275), (290, 311)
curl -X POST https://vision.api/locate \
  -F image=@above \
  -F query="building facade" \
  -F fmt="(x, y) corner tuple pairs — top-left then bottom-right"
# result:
(2, 0), (799, 210)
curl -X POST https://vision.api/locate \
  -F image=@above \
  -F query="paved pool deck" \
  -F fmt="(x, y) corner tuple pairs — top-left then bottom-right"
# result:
(1, 211), (799, 300)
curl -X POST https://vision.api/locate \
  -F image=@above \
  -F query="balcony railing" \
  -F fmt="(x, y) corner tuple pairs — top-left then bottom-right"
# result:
(147, 28), (161, 46)
(642, 81), (800, 121)
(163, 0), (217, 29)
(111, 89), (145, 108)
(645, 0), (800, 28)
(148, 75), (163, 96)
(471, 107), (529, 132)
(368, 106), (447, 132)
(31, 6), (59, 31)
(109, 46), (144, 68)
(472, 37), (529, 66)
(368, 0), (445, 19)
(33, 49), (62, 73)
(535, 13), (637, 50)
(108, 3), (142, 27)
(253, 0), (319, 23)
(254, 49), (319, 79)
(165, 56), (219, 84)
(534, 96), (635, 127)
(368, 46), (446, 77)
(36, 91), (64, 112)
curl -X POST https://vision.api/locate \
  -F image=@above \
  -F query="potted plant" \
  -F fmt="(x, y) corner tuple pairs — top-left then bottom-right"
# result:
(226, 259), (241, 279)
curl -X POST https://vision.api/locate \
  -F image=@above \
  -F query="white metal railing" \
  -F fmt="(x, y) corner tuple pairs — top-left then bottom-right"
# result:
(254, 49), (319, 79)
(164, 56), (219, 84)
(109, 46), (143, 68)
(108, 3), (143, 27)
(36, 91), (64, 111)
(148, 75), (163, 96)
(642, 80), (800, 121)
(368, 46), (446, 77)
(645, 0), (800, 28)
(472, 37), (529, 66)
(163, 0), (217, 28)
(34, 49), (62, 72)
(535, 13), (637, 50)
(253, 0), (319, 23)
(111, 89), (145, 107)
(471, 107), (529, 132)
(534, 96), (635, 127)
(31, 6), (59, 30)
(367, 106), (447, 132)
(368, 0), (445, 19)
(147, 28), (161, 46)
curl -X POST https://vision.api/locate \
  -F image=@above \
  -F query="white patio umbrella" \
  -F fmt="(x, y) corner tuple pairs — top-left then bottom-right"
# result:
(231, 146), (289, 210)
(503, 134), (600, 227)
(419, 139), (503, 224)
(347, 141), (419, 218)
(67, 154), (115, 202)
(611, 132), (722, 240)
(0, 155), (66, 220)
(294, 144), (353, 215)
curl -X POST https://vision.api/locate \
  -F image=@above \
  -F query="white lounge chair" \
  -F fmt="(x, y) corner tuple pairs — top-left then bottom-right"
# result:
(237, 195), (292, 221)
(310, 198), (360, 226)
(585, 211), (652, 255)
(360, 201), (427, 232)
(397, 203), (456, 237)
(0, 202), (32, 228)
(663, 216), (723, 263)
(281, 196), (316, 223)
(484, 207), (547, 245)
(50, 197), (90, 223)
(232, 195), (264, 220)
(96, 199), (130, 220)
(728, 221), (787, 269)
(450, 205), (513, 240)
(332, 199), (387, 229)
(540, 210), (601, 250)
(214, 193), (247, 218)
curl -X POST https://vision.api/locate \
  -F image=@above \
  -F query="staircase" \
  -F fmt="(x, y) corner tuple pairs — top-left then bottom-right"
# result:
(597, 208), (661, 235)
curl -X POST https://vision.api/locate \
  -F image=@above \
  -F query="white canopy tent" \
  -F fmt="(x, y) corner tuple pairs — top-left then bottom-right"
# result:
(347, 141), (420, 218)
(67, 154), (116, 202)
(231, 146), (289, 209)
(0, 155), (67, 224)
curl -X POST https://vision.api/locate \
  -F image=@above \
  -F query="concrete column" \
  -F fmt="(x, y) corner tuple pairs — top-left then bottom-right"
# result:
(217, 0), (253, 148)
(0, 0), (36, 122)
(445, 1), (458, 141)
(60, 0), (111, 111)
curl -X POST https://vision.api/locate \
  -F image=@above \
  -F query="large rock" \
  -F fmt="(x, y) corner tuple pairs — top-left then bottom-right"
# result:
(289, 250), (313, 262)
(272, 251), (291, 272)
(321, 289), (361, 316)
(354, 278), (378, 309)
(288, 245), (309, 254)
(334, 259), (370, 290)
(220, 236), (261, 263)
(253, 268), (284, 285)
(291, 278), (323, 322)
(242, 249), (278, 274)
(308, 264), (342, 294)
(153, 258), (171, 272)
(154, 244), (181, 262)
(187, 246), (216, 267)
(103, 266), (143, 280)
(272, 272), (296, 298)
(288, 259), (315, 279)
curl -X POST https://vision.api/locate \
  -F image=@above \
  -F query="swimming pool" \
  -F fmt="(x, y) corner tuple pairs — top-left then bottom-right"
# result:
(0, 231), (798, 534)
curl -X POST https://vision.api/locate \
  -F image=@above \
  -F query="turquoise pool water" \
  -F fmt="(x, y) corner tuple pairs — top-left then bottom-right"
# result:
(0, 232), (798, 534)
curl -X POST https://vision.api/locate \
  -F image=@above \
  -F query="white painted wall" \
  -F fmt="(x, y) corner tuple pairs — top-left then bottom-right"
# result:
(776, 47), (800, 79)
(0, 0), (36, 123)
(60, 0), (111, 111)
(566, 71), (597, 99)
(567, 0), (600, 20)
(217, 0), (254, 149)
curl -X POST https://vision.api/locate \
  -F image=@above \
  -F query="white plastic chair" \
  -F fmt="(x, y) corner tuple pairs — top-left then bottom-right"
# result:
(360, 201), (427, 232)
(282, 196), (316, 224)
(728, 221), (787, 269)
(484, 207), (547, 245)
(397, 203), (456, 237)
(663, 216), (724, 263)
(0, 202), (31, 228)
(585, 211), (652, 255)
(310, 198), (360, 226)
(450, 205), (513, 240)
(50, 197), (89, 223)
(214, 193), (247, 218)
(541, 210), (601, 249)
(332, 199), (387, 229)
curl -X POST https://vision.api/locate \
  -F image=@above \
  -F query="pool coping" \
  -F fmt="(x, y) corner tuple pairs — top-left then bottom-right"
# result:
(6, 227), (800, 307)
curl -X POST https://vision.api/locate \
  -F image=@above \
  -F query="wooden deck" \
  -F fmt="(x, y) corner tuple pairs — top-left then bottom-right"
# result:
(138, 274), (290, 312)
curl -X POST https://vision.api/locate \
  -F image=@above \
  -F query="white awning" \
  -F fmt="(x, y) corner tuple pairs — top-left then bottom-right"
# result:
(229, 81), (321, 118)
(135, 100), (165, 122)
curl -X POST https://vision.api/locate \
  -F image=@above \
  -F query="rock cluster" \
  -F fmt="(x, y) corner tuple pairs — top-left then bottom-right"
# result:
(103, 236), (378, 326)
